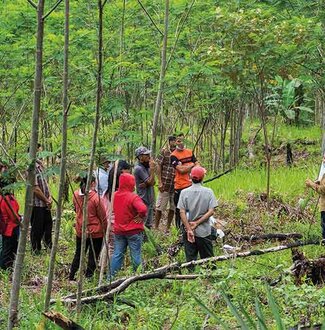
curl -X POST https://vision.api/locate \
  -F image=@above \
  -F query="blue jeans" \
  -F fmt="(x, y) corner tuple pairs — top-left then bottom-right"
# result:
(109, 233), (143, 278)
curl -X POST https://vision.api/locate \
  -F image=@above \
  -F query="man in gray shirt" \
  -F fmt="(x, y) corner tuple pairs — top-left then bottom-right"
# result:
(134, 147), (155, 228)
(177, 166), (217, 262)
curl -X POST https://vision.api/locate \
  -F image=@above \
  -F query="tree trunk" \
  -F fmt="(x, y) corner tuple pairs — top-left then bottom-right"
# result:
(8, 1), (45, 328)
(76, 0), (104, 316)
(44, 0), (70, 311)
(151, 0), (169, 155)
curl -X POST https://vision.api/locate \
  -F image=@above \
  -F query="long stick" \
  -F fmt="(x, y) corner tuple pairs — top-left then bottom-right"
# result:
(98, 159), (119, 285)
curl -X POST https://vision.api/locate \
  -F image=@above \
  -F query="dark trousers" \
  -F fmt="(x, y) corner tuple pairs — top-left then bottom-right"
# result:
(30, 206), (53, 254)
(183, 232), (214, 262)
(174, 189), (184, 229)
(0, 226), (19, 270)
(321, 212), (325, 239)
(69, 236), (103, 280)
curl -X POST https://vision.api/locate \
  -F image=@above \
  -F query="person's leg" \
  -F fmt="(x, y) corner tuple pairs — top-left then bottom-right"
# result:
(174, 189), (182, 229)
(30, 207), (44, 254)
(197, 236), (214, 259)
(321, 212), (325, 240)
(86, 237), (103, 278)
(0, 234), (17, 270)
(144, 203), (153, 229)
(183, 231), (198, 263)
(43, 209), (53, 250)
(155, 192), (163, 229)
(127, 233), (143, 271)
(69, 236), (81, 280)
(109, 234), (127, 277)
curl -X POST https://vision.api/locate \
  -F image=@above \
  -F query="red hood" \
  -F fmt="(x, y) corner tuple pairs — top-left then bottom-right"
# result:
(118, 173), (135, 192)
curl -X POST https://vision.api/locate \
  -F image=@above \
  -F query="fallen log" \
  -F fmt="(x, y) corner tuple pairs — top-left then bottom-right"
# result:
(179, 239), (319, 269)
(43, 311), (84, 330)
(235, 232), (303, 242)
(55, 240), (319, 306)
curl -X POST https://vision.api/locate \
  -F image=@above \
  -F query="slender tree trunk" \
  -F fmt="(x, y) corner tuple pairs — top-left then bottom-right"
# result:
(8, 1), (45, 328)
(44, 0), (69, 311)
(151, 0), (169, 155)
(76, 0), (104, 315)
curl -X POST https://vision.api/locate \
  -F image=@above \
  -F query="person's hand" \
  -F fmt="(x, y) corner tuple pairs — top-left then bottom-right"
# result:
(46, 196), (53, 209)
(187, 229), (195, 243)
(305, 179), (314, 188)
(149, 158), (156, 170)
(139, 182), (146, 188)
(158, 182), (164, 192)
(133, 215), (143, 223)
(189, 221), (198, 230)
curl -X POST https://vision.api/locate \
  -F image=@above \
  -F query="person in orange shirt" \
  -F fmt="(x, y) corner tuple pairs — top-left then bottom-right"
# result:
(170, 133), (199, 228)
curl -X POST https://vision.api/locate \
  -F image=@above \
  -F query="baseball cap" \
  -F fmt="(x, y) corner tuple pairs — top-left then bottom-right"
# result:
(191, 166), (206, 180)
(135, 146), (151, 158)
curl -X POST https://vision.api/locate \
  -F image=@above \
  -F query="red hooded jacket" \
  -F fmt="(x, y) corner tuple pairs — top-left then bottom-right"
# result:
(113, 173), (147, 235)
(0, 194), (20, 237)
(73, 190), (107, 238)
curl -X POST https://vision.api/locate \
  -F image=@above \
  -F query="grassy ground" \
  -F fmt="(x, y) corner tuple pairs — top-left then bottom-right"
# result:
(1, 123), (325, 329)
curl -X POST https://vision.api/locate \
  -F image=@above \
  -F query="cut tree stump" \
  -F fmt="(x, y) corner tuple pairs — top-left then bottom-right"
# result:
(291, 248), (325, 285)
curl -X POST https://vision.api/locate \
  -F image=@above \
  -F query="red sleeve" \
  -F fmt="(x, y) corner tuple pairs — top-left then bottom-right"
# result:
(132, 195), (147, 218)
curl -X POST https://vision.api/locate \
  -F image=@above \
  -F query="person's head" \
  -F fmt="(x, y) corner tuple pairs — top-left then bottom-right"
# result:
(79, 175), (96, 194)
(175, 133), (185, 151)
(168, 135), (176, 151)
(99, 155), (111, 170)
(135, 147), (151, 166)
(118, 160), (132, 174)
(190, 166), (206, 184)
(118, 172), (135, 192)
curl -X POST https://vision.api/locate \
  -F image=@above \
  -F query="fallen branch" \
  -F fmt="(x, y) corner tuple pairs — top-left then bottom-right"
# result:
(43, 311), (84, 330)
(179, 239), (319, 269)
(55, 240), (319, 305)
(235, 232), (303, 242)
(55, 262), (179, 303)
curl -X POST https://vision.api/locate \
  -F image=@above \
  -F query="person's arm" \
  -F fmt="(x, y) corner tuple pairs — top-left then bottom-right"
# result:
(175, 164), (194, 174)
(189, 208), (214, 230)
(33, 186), (52, 208)
(138, 159), (155, 188)
(132, 195), (147, 223)
(306, 178), (325, 194)
(180, 208), (195, 243)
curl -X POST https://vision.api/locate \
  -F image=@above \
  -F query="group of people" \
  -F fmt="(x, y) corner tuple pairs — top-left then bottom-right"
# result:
(2, 139), (325, 280)
(75, 133), (219, 280)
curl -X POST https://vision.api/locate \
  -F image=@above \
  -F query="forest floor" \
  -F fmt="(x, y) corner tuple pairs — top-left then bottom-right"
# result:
(1, 124), (325, 329)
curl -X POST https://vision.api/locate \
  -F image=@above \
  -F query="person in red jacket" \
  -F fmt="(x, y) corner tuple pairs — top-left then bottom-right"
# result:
(0, 164), (21, 270)
(109, 173), (147, 277)
(69, 175), (107, 280)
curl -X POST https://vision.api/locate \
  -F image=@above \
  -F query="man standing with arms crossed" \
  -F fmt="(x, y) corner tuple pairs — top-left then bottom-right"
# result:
(178, 166), (217, 262)
(154, 136), (176, 232)
(134, 147), (155, 229)
(170, 133), (198, 229)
